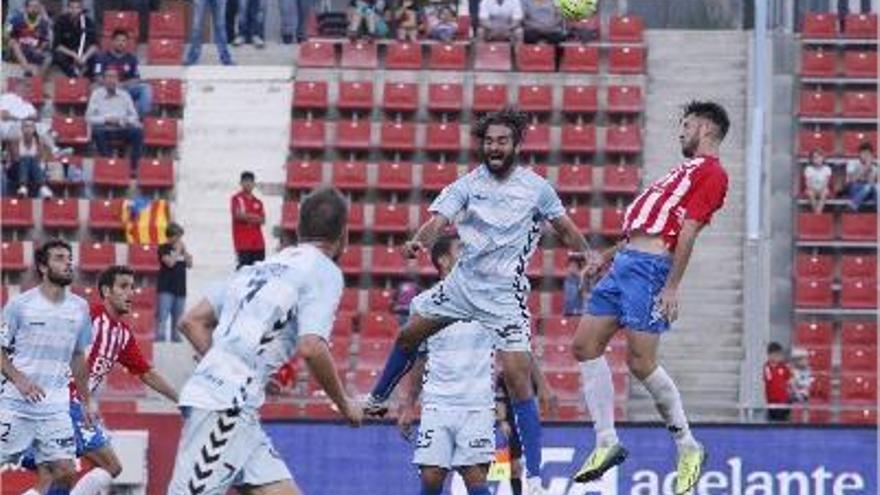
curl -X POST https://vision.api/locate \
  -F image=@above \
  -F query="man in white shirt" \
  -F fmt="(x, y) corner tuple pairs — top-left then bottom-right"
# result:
(478, 0), (523, 41)
(85, 67), (143, 178)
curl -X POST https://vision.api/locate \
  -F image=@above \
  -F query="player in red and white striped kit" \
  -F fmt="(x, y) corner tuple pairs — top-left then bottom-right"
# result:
(571, 101), (730, 495)
(26, 265), (178, 495)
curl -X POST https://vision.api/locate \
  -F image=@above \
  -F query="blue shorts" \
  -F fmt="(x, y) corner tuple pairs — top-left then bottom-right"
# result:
(20, 400), (111, 470)
(586, 249), (672, 333)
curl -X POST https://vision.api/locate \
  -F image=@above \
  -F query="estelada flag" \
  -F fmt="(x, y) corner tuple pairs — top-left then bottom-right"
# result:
(122, 197), (170, 244)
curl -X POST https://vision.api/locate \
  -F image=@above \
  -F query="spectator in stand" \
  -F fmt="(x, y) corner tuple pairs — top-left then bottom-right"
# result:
(392, 279), (421, 327)
(52, 0), (98, 78)
(85, 67), (144, 178)
(184, 0), (235, 66)
(6, 0), (52, 77)
(521, 0), (565, 44)
(93, 29), (153, 117)
(424, 2), (458, 41)
(156, 222), (192, 342)
(788, 347), (813, 405)
(280, 0), (314, 44)
(233, 0), (266, 48)
(348, 0), (389, 40)
(231, 170), (266, 269)
(844, 142), (877, 211)
(394, 0), (419, 41)
(763, 341), (792, 422)
(804, 148), (832, 214)
(0, 82), (38, 152)
(7, 119), (53, 198)
(478, 0), (523, 42)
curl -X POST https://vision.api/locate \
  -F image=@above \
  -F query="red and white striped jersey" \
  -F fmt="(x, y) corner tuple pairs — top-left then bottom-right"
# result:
(622, 155), (728, 251)
(69, 304), (151, 400)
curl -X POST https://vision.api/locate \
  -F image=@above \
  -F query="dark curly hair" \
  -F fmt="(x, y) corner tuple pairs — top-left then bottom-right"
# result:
(682, 100), (730, 141)
(472, 106), (530, 147)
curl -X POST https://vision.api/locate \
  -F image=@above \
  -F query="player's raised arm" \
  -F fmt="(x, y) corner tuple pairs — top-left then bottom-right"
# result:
(178, 298), (220, 357)
(297, 335), (361, 426)
(140, 370), (179, 403)
(404, 214), (450, 258)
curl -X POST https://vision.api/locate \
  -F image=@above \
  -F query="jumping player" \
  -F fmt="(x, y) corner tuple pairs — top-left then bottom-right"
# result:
(571, 100), (730, 495)
(365, 107), (597, 495)
(167, 187), (362, 495)
(1, 240), (94, 493)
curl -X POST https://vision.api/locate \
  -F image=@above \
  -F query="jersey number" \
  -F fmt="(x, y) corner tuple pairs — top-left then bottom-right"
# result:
(416, 429), (434, 449)
(0, 422), (11, 442)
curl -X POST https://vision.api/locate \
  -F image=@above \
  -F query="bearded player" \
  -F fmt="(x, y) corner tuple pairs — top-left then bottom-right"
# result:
(571, 100), (730, 495)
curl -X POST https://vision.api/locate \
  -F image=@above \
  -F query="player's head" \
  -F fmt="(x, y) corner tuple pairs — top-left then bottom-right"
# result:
(430, 233), (460, 278)
(98, 265), (135, 315)
(25, 0), (41, 17)
(67, 0), (83, 17)
(240, 171), (256, 193)
(298, 187), (349, 261)
(35, 239), (74, 287)
(679, 100), (730, 158)
(111, 29), (130, 52)
(166, 222), (184, 242)
(473, 107), (529, 178)
(808, 148), (825, 166)
(766, 341), (784, 363)
(858, 142), (874, 163)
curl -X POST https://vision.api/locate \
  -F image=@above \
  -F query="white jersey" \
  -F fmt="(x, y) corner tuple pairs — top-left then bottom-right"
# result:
(430, 165), (565, 291)
(1, 287), (91, 417)
(420, 321), (495, 410)
(179, 244), (343, 411)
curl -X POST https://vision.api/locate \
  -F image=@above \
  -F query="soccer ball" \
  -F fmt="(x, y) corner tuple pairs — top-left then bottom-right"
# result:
(556, 0), (597, 21)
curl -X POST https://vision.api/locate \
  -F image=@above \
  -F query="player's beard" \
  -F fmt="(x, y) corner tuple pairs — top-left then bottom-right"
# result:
(680, 135), (699, 158)
(46, 267), (73, 287)
(483, 150), (517, 178)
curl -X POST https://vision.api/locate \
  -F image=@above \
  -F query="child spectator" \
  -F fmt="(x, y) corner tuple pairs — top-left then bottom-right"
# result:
(804, 148), (832, 214)
(763, 342), (792, 422)
(394, 0), (420, 41)
(844, 142), (877, 211)
(424, 1), (458, 41)
(7, 119), (53, 198)
(6, 0), (52, 77)
(52, 0), (98, 78)
(348, 0), (390, 40)
(788, 347), (813, 404)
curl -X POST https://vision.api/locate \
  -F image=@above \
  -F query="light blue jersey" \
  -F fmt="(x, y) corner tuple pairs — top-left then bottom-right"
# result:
(179, 244), (343, 412)
(430, 165), (565, 291)
(0, 287), (91, 417)
(421, 321), (495, 410)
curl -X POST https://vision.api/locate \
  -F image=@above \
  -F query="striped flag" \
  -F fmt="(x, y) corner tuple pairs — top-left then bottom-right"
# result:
(122, 197), (170, 244)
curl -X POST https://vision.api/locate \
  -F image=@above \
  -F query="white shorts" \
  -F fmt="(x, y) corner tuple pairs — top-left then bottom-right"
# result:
(412, 408), (496, 469)
(411, 270), (532, 352)
(0, 408), (76, 466)
(167, 407), (292, 494)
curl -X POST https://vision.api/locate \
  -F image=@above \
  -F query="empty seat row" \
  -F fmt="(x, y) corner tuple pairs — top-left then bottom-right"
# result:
(794, 277), (877, 309)
(800, 48), (878, 78)
(797, 128), (877, 156)
(796, 212), (877, 241)
(799, 89), (877, 118)
(53, 116), (179, 148)
(793, 343), (877, 373)
(795, 253), (877, 279)
(802, 12), (878, 39)
(54, 77), (184, 108)
(0, 240), (160, 275)
(102, 9), (186, 40)
(793, 319), (877, 346)
(1, 198), (173, 233)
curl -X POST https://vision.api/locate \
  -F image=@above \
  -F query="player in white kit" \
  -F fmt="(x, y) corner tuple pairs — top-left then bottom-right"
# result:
(397, 235), (496, 495)
(167, 187), (363, 495)
(1, 239), (94, 492)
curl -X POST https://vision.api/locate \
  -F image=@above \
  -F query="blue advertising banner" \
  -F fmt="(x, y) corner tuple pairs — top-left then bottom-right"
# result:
(265, 423), (876, 495)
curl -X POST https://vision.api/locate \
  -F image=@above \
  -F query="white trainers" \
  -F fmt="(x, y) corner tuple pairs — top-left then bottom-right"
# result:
(16, 185), (27, 196)
(38, 185), (53, 198)
(253, 36), (265, 48)
(526, 476), (546, 495)
(232, 35), (245, 46)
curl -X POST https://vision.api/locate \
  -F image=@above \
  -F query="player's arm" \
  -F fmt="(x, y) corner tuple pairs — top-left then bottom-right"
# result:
(397, 355), (426, 438)
(0, 347), (45, 402)
(549, 215), (590, 254)
(404, 214), (450, 258)
(140, 370), (178, 403)
(70, 350), (93, 425)
(178, 298), (219, 357)
(297, 335), (358, 424)
(657, 220), (705, 322)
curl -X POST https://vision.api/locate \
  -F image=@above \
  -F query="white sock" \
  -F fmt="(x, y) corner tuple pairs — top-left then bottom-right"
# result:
(579, 356), (618, 447)
(21, 490), (40, 495)
(70, 468), (113, 495)
(641, 366), (700, 452)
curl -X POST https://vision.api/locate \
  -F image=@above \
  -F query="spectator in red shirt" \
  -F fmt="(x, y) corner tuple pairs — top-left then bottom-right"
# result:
(231, 170), (266, 269)
(763, 341), (792, 422)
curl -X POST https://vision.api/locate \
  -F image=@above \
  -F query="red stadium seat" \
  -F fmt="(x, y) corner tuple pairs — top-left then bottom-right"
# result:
(360, 312), (399, 340)
(474, 43), (512, 71)
(374, 203), (410, 233)
(841, 254), (876, 278)
(341, 41), (378, 69)
(427, 83), (464, 114)
(608, 46), (645, 74)
(335, 119), (372, 151)
(290, 119), (326, 150)
(800, 48), (836, 77)
(600, 207), (625, 237)
(809, 372), (831, 402)
(841, 90), (877, 118)
(798, 128), (835, 156)
(421, 162), (459, 192)
(795, 253), (833, 278)
(128, 243), (160, 274)
(42, 198), (80, 231)
(843, 13), (877, 38)
(376, 161), (413, 192)
(286, 160), (323, 190)
(281, 201), (299, 231)
(804, 345), (832, 371)
(794, 321), (833, 346)
(545, 371), (581, 400)
(605, 124), (641, 154)
(79, 241), (117, 273)
(794, 277), (833, 308)
(802, 12), (837, 38)
(603, 164), (641, 194)
(52, 115), (89, 146)
(93, 158), (131, 188)
(53, 77), (90, 106)
(348, 203), (366, 232)
(557, 164), (593, 194)
(799, 89), (835, 117)
(541, 342), (576, 371)
(298, 41), (337, 68)
(332, 161), (368, 191)
(840, 407), (877, 425)
(382, 82), (419, 114)
(552, 249), (575, 278)
(526, 164), (548, 178)
(841, 345), (877, 373)
(428, 43), (467, 70)
(338, 81), (374, 112)
(149, 10), (185, 39)
(516, 43), (555, 72)
(518, 84), (553, 115)
(840, 213), (876, 241)
(543, 316), (578, 343)
(561, 124), (597, 155)
(607, 85), (642, 114)
(70, 285), (98, 302)
(840, 277), (877, 309)
(472, 84), (508, 113)
(368, 288), (395, 311)
(88, 199), (125, 231)
(333, 312), (356, 339)
(338, 288), (360, 313)
(146, 38), (183, 65)
(560, 44), (599, 73)
(843, 50), (877, 78)
(842, 320), (877, 346)
(796, 212), (834, 241)
(608, 15), (644, 42)
(841, 130), (877, 157)
(137, 158), (174, 189)
(425, 122), (461, 153)
(103, 10), (139, 39)
(841, 373), (876, 402)
(131, 286), (156, 314)
(148, 78), (183, 109)
(1, 198), (35, 229)
(0, 241), (26, 274)
(521, 124), (550, 155)
(372, 245), (407, 275)
(566, 206), (590, 233)
(562, 85), (598, 116)
(143, 117), (178, 148)
(292, 81), (329, 111)
(380, 121), (416, 153)
(339, 245), (363, 274)
(385, 42), (422, 70)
